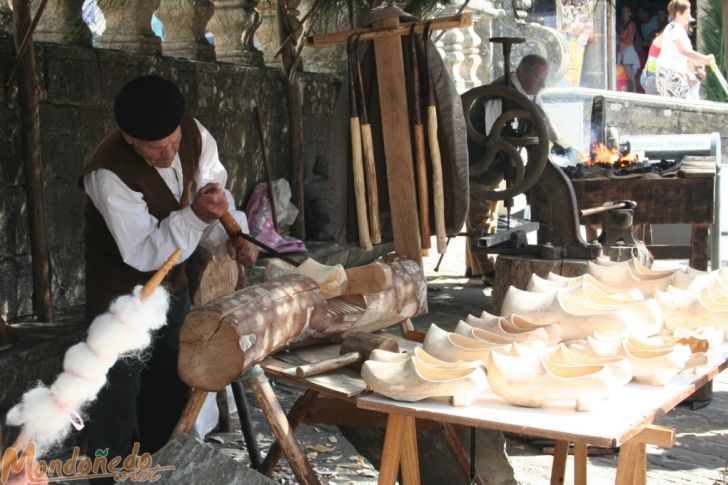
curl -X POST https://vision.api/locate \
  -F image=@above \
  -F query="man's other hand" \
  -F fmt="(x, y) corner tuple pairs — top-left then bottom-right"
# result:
(227, 239), (259, 268)
(191, 183), (228, 223)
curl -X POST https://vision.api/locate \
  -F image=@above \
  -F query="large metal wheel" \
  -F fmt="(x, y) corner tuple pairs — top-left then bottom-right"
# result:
(461, 84), (550, 200)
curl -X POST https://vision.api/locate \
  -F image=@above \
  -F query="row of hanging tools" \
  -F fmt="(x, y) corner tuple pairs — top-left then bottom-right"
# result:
(347, 34), (381, 250)
(407, 24), (447, 255)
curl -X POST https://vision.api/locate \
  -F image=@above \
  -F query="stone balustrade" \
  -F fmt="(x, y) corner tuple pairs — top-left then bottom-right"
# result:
(156, 0), (215, 61)
(4, 0), (276, 66)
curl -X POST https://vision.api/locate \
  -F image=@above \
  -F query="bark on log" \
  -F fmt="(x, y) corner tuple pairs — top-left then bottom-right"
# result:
(178, 255), (426, 391)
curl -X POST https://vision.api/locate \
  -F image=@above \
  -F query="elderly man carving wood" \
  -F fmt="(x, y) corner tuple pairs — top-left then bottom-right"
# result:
(78, 75), (258, 480)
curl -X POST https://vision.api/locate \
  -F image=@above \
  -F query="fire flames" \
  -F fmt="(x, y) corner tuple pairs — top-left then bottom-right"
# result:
(580, 143), (639, 168)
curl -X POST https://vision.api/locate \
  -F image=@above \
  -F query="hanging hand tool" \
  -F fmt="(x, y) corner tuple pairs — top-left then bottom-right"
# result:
(253, 105), (278, 233)
(423, 24), (447, 254)
(353, 34), (382, 245)
(408, 27), (432, 254)
(347, 36), (373, 250)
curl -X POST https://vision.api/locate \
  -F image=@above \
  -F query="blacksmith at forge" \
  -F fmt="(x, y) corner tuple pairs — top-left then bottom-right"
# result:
(79, 74), (258, 479)
(466, 54), (575, 281)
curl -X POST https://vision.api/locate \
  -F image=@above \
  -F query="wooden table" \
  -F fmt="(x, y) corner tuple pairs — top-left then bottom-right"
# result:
(357, 344), (728, 485)
(570, 158), (716, 270)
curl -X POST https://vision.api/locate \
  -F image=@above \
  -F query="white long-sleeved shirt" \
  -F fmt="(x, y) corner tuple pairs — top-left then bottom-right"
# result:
(83, 118), (248, 272)
(484, 74), (559, 144)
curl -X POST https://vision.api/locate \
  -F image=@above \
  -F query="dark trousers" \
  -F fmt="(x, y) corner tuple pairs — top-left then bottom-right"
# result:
(83, 289), (190, 481)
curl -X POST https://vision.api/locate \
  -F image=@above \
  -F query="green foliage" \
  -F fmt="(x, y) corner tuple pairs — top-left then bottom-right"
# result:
(700, 0), (727, 102)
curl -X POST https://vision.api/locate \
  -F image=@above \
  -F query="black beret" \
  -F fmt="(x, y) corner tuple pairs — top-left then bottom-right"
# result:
(114, 75), (185, 141)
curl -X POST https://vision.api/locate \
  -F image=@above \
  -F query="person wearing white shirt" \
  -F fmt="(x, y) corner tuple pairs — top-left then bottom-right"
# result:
(655, 0), (715, 99)
(79, 75), (257, 477)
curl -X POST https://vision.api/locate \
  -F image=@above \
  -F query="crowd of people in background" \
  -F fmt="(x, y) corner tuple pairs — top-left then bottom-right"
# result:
(617, 0), (714, 99)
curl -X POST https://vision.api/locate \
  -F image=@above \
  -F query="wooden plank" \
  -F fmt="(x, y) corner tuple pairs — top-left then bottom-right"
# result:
(573, 441), (587, 485)
(571, 176), (714, 225)
(550, 440), (568, 485)
(262, 357), (367, 399)
(379, 414), (407, 485)
(305, 14), (471, 47)
(634, 425), (675, 448)
(373, 15), (422, 266)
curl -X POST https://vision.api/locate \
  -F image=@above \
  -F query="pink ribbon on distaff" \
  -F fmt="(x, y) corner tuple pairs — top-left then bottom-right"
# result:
(53, 398), (85, 431)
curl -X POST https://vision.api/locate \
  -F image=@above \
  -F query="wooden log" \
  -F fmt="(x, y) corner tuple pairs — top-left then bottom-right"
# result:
(179, 255), (426, 391)
(186, 248), (240, 306)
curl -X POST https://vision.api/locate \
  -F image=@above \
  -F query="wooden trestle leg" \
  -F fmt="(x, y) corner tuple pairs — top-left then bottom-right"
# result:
(246, 365), (321, 485)
(260, 389), (320, 475)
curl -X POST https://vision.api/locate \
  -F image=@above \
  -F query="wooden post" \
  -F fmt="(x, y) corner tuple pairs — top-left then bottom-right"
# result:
(573, 441), (587, 485)
(11, 0), (54, 322)
(372, 15), (422, 265)
(277, 0), (305, 239)
(550, 440), (569, 485)
(248, 366), (320, 485)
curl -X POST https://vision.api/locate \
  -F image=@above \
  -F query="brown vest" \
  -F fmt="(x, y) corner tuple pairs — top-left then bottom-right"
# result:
(79, 115), (202, 311)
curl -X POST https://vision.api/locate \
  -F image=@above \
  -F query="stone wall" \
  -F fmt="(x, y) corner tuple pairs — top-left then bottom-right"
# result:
(0, 39), (339, 320)
(541, 87), (728, 155)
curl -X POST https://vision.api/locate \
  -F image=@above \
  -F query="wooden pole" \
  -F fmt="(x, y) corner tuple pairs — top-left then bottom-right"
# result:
(11, 0), (53, 322)
(277, 0), (305, 239)
(253, 106), (279, 233)
(408, 34), (431, 254)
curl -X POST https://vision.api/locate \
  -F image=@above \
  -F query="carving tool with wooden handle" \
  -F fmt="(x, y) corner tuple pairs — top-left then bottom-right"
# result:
(347, 36), (372, 250)
(423, 24), (447, 254)
(219, 211), (301, 267)
(353, 34), (382, 245)
(408, 29), (432, 254)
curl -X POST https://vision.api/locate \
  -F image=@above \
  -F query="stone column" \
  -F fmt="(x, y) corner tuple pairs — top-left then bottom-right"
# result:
(436, 26), (480, 94)
(207, 0), (263, 65)
(436, 1), (500, 92)
(157, 0), (215, 61)
(94, 0), (161, 55)
(257, 0), (279, 66)
(33, 0), (91, 46)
